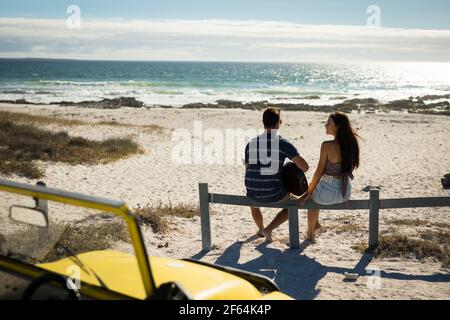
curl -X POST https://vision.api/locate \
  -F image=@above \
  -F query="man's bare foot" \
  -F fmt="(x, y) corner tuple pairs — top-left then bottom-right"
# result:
(261, 229), (273, 243)
(256, 230), (265, 238)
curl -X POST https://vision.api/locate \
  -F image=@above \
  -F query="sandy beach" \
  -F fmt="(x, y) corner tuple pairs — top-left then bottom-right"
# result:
(0, 102), (449, 300)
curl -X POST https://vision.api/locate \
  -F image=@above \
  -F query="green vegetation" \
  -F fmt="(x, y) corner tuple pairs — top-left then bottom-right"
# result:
(0, 120), (142, 178)
(0, 110), (166, 132)
(330, 222), (362, 234)
(352, 233), (449, 268)
(133, 202), (200, 234)
(5, 219), (130, 264)
(385, 218), (429, 227)
(0, 110), (86, 126)
(43, 220), (131, 262)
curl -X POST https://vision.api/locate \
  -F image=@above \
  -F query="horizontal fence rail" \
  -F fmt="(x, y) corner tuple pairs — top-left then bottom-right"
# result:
(208, 193), (371, 210)
(380, 197), (450, 209)
(199, 183), (450, 251)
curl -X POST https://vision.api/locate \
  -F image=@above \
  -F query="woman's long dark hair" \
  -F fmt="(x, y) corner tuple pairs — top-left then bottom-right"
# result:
(329, 112), (361, 175)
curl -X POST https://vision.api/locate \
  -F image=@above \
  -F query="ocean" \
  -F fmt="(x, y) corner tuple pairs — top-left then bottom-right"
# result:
(1, 59), (450, 107)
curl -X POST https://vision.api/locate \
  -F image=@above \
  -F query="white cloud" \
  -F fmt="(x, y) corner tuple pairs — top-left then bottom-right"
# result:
(0, 17), (449, 62)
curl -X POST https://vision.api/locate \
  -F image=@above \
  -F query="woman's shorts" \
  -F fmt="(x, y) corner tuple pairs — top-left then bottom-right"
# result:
(311, 175), (352, 205)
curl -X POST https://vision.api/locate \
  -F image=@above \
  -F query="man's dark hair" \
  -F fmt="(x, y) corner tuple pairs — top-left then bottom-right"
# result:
(263, 108), (281, 129)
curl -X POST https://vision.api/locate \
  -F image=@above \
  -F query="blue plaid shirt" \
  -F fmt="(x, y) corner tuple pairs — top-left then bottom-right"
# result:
(244, 131), (300, 202)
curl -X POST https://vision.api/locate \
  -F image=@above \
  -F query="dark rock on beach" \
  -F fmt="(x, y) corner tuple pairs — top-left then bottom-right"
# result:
(329, 96), (348, 100)
(182, 102), (218, 109)
(302, 95), (321, 100)
(180, 94), (450, 116)
(216, 100), (245, 108)
(0, 98), (37, 105)
(50, 97), (144, 109)
(442, 174), (450, 189)
(0, 97), (145, 109)
(342, 98), (379, 105)
(418, 94), (450, 101)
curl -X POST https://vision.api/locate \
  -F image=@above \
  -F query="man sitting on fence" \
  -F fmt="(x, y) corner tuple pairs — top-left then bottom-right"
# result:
(244, 107), (309, 242)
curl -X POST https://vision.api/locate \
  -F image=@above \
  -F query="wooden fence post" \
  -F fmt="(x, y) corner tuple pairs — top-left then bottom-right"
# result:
(199, 183), (211, 251)
(288, 205), (300, 249)
(368, 188), (380, 250)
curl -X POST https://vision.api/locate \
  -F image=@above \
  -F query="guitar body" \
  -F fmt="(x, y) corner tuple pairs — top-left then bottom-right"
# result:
(281, 162), (308, 196)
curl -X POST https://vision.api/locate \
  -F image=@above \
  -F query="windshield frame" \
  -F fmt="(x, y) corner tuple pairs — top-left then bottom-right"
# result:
(0, 178), (155, 298)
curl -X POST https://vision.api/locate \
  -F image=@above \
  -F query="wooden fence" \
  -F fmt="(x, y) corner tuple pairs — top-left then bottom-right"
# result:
(199, 183), (450, 250)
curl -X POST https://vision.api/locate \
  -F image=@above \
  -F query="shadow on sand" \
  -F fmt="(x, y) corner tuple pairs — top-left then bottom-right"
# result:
(191, 237), (450, 300)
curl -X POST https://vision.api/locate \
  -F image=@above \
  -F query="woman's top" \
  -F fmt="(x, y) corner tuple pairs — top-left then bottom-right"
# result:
(323, 160), (352, 197)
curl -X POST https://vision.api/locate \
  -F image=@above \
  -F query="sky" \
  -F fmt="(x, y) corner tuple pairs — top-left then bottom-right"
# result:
(0, 0), (449, 62)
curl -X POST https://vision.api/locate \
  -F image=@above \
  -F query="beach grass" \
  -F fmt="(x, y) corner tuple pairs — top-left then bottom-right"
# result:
(133, 202), (200, 234)
(0, 110), (166, 133)
(0, 156), (44, 179)
(43, 220), (131, 263)
(419, 229), (450, 244)
(385, 218), (429, 227)
(96, 119), (166, 133)
(352, 233), (450, 268)
(385, 218), (450, 229)
(6, 218), (130, 264)
(151, 202), (200, 218)
(0, 119), (142, 178)
(432, 222), (450, 229)
(330, 223), (362, 234)
(0, 110), (86, 126)
(133, 206), (171, 234)
(318, 216), (363, 235)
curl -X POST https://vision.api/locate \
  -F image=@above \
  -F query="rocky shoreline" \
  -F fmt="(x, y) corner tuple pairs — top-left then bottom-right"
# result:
(0, 96), (145, 109)
(1, 94), (450, 115)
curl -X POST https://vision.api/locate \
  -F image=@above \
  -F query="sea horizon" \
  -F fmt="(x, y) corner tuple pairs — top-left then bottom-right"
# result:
(1, 58), (450, 108)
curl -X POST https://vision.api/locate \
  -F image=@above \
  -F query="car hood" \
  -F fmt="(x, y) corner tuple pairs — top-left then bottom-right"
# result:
(37, 250), (292, 300)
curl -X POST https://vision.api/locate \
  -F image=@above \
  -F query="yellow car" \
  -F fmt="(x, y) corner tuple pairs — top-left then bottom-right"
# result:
(0, 179), (292, 300)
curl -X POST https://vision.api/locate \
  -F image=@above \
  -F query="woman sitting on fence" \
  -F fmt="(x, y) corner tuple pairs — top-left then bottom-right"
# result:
(299, 112), (362, 243)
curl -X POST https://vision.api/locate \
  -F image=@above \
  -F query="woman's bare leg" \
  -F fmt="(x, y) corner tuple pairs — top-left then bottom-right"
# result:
(307, 209), (320, 242)
(315, 219), (322, 235)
